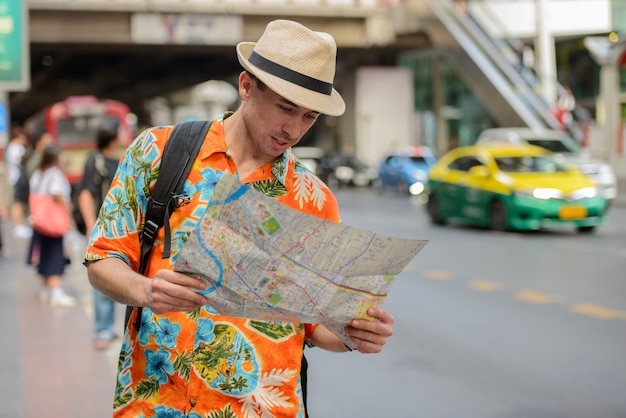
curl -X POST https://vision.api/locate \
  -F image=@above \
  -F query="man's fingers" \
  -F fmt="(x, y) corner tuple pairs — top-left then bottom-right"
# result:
(344, 307), (395, 353)
(150, 291), (208, 314)
(346, 336), (384, 354)
(150, 296), (205, 314)
(155, 269), (208, 291)
(367, 307), (395, 325)
(351, 308), (394, 335)
(149, 269), (210, 313)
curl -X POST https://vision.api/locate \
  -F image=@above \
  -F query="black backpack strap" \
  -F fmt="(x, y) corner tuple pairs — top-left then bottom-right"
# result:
(139, 120), (212, 269)
(125, 120), (212, 331)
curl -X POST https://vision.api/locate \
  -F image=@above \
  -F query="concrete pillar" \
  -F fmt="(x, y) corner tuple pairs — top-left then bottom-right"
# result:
(535, 0), (557, 106)
(584, 36), (626, 177)
(597, 64), (620, 163)
(432, 55), (448, 155)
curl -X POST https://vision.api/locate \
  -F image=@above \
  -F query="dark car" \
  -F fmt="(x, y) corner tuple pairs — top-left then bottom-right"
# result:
(376, 146), (437, 195)
(326, 154), (376, 187)
(291, 146), (333, 182)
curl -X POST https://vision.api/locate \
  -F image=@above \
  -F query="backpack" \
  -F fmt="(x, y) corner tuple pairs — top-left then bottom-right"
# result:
(122, 120), (311, 412)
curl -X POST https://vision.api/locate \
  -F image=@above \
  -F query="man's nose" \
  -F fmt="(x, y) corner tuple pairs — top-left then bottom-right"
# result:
(281, 117), (303, 141)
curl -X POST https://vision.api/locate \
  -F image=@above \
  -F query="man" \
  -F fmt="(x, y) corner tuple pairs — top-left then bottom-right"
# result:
(4, 126), (29, 236)
(85, 20), (394, 417)
(77, 127), (123, 349)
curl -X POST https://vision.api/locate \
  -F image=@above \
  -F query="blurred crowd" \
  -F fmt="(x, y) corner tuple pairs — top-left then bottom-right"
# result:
(1, 122), (122, 350)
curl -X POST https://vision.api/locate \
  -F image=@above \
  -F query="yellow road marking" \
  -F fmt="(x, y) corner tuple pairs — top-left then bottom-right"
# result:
(424, 269), (453, 281)
(421, 270), (626, 322)
(515, 290), (566, 305)
(570, 303), (626, 320)
(467, 280), (502, 292)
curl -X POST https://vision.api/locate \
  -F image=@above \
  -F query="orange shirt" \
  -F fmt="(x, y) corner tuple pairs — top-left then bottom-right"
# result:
(85, 116), (340, 417)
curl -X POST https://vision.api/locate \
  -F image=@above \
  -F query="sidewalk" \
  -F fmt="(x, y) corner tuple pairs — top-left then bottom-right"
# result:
(615, 176), (626, 208)
(0, 231), (121, 418)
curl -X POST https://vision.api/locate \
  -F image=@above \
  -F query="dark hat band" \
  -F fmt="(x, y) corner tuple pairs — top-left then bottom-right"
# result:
(249, 51), (333, 96)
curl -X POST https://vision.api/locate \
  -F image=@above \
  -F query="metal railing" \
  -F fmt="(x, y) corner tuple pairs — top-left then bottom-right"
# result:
(427, 0), (583, 138)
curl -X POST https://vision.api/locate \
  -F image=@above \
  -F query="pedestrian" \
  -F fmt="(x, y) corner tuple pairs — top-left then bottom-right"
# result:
(29, 145), (76, 307)
(84, 19), (394, 417)
(13, 129), (54, 239)
(4, 126), (30, 237)
(77, 127), (123, 350)
(25, 130), (54, 179)
(552, 85), (576, 130)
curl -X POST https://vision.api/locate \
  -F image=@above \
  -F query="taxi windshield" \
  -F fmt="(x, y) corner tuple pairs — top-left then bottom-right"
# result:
(524, 136), (581, 154)
(494, 155), (569, 173)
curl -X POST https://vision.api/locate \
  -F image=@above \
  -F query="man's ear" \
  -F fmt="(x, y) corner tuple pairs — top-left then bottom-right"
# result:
(239, 71), (253, 100)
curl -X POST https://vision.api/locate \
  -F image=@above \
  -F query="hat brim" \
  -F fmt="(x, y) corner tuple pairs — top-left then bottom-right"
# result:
(237, 42), (346, 117)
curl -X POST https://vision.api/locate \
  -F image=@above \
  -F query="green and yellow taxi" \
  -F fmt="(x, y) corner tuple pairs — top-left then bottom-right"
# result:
(425, 144), (609, 233)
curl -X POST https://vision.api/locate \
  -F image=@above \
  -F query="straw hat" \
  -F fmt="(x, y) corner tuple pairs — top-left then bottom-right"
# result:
(237, 20), (346, 116)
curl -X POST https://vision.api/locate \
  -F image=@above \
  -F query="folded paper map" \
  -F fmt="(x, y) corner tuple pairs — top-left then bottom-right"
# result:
(174, 173), (427, 349)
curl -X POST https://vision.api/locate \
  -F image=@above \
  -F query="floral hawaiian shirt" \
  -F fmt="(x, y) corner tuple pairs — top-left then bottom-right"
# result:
(84, 115), (340, 418)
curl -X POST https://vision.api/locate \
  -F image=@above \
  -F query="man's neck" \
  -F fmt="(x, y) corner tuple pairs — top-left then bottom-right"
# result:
(223, 113), (275, 180)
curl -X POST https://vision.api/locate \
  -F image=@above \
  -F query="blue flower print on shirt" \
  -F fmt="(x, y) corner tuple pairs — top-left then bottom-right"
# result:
(145, 349), (175, 384)
(153, 405), (201, 418)
(195, 317), (216, 349)
(119, 367), (132, 389)
(154, 318), (180, 349)
(138, 310), (157, 346)
(194, 167), (222, 200)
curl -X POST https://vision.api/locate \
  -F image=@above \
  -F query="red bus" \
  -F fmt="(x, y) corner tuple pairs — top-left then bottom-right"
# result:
(23, 95), (137, 185)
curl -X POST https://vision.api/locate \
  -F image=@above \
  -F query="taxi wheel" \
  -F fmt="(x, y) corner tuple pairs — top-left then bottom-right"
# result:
(489, 199), (508, 231)
(427, 195), (446, 225)
(577, 226), (596, 233)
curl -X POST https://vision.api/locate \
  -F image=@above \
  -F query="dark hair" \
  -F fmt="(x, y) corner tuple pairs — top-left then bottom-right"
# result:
(97, 128), (118, 151)
(31, 129), (50, 147)
(20, 130), (49, 165)
(246, 71), (267, 92)
(38, 145), (61, 171)
(11, 125), (27, 139)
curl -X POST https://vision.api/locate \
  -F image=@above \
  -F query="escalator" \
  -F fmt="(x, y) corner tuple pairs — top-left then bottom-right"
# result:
(414, 0), (566, 131)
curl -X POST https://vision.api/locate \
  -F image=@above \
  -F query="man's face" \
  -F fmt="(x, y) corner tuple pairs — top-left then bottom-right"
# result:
(242, 73), (321, 158)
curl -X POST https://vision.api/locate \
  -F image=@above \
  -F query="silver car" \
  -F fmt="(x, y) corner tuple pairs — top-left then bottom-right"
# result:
(476, 128), (617, 202)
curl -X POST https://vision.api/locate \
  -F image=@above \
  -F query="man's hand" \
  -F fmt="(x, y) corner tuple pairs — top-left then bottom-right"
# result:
(344, 307), (394, 354)
(148, 269), (210, 314)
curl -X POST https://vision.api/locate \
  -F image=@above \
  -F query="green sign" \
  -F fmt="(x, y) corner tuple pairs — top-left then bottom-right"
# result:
(0, 0), (28, 91)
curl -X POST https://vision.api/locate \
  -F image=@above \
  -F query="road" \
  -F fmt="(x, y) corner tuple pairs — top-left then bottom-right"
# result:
(2, 185), (623, 417)
(306, 187), (626, 418)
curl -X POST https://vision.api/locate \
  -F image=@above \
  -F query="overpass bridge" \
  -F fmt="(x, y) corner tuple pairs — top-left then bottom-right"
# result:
(12, 0), (429, 125)
(8, 0), (587, 163)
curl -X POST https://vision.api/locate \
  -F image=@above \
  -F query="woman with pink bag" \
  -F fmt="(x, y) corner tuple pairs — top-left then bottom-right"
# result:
(28, 144), (76, 307)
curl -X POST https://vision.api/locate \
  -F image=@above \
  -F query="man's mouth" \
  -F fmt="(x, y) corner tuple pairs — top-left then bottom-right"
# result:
(273, 136), (290, 147)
